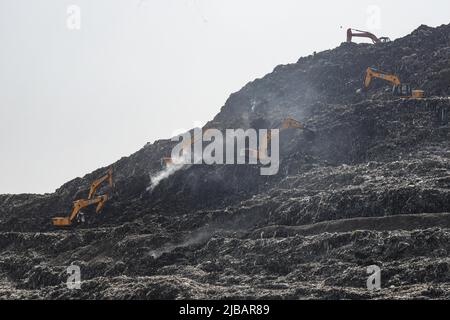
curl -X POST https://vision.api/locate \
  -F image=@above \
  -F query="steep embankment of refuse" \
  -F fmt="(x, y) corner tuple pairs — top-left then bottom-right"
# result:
(0, 23), (450, 299)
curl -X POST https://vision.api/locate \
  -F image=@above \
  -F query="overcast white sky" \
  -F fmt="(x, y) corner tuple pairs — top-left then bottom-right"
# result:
(1, 0), (449, 194)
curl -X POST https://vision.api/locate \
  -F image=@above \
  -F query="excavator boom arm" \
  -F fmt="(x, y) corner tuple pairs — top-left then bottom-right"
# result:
(53, 168), (113, 226)
(281, 118), (306, 130)
(347, 28), (380, 44)
(67, 195), (109, 223)
(364, 67), (401, 89)
(88, 168), (113, 199)
(255, 118), (312, 160)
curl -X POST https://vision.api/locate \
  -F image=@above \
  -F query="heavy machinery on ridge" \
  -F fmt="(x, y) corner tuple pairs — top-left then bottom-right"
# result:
(161, 118), (314, 166)
(52, 167), (114, 227)
(247, 117), (314, 161)
(347, 28), (390, 44)
(52, 195), (110, 226)
(363, 67), (425, 99)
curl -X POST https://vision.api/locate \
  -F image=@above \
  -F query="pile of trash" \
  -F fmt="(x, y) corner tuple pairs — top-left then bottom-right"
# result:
(1, 23), (450, 299)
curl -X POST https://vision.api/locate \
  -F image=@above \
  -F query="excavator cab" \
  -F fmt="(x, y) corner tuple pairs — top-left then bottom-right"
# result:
(412, 90), (425, 99)
(393, 85), (425, 99)
(393, 84), (412, 97)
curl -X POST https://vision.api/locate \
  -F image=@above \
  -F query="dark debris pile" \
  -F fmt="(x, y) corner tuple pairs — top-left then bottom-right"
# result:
(1, 23), (450, 299)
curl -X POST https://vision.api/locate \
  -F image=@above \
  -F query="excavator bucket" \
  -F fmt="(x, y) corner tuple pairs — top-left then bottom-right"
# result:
(52, 217), (72, 226)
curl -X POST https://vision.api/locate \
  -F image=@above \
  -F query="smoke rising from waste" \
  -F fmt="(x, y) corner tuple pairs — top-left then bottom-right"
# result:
(147, 161), (185, 192)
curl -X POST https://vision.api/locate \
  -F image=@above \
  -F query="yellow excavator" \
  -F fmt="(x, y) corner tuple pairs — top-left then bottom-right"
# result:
(52, 195), (109, 227)
(346, 28), (390, 44)
(280, 117), (310, 130)
(161, 119), (313, 166)
(161, 128), (212, 168)
(363, 67), (425, 99)
(52, 167), (114, 227)
(248, 117), (313, 161)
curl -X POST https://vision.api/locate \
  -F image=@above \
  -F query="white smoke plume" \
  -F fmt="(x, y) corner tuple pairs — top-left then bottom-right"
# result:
(146, 161), (185, 192)
(149, 228), (213, 259)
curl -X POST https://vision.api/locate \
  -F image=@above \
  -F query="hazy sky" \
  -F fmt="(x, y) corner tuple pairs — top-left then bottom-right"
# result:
(1, 0), (449, 194)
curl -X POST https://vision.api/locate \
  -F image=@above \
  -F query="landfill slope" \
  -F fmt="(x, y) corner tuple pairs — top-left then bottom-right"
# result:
(0, 24), (450, 299)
